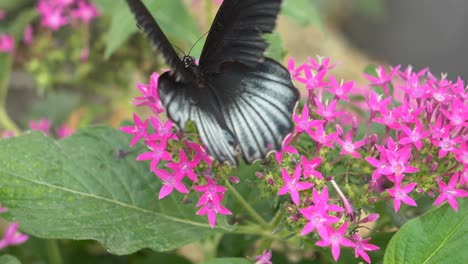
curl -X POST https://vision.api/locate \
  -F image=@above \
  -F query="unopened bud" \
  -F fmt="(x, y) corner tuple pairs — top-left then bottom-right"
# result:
(229, 176), (240, 184)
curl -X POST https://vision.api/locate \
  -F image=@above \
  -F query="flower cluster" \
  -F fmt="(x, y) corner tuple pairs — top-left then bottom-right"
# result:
(0, 204), (28, 250)
(124, 55), (468, 263)
(121, 73), (231, 228)
(37, 0), (100, 31)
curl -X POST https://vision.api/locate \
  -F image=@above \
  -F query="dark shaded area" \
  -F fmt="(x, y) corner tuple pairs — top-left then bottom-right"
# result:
(343, 0), (468, 80)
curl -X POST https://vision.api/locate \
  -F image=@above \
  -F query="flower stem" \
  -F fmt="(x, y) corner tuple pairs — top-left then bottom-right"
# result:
(224, 179), (268, 226)
(47, 240), (63, 264)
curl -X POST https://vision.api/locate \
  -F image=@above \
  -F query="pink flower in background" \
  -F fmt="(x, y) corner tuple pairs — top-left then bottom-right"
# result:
(72, 0), (100, 23)
(0, 34), (14, 53)
(30, 118), (51, 136)
(255, 250), (272, 264)
(433, 172), (468, 211)
(40, 8), (68, 31)
(0, 223), (29, 250)
(55, 124), (75, 138)
(352, 234), (379, 263)
(0, 10), (6, 20)
(315, 222), (355, 261)
(80, 47), (89, 61)
(23, 24), (33, 45)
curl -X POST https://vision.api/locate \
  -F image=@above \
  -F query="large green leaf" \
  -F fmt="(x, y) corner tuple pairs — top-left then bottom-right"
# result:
(0, 126), (232, 255)
(0, 255), (21, 264)
(95, 0), (201, 59)
(384, 199), (468, 264)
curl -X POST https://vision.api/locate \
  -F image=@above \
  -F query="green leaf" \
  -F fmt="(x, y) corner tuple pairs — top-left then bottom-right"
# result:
(202, 258), (252, 264)
(282, 0), (322, 28)
(0, 255), (21, 264)
(384, 199), (468, 264)
(101, 0), (200, 59)
(0, 126), (232, 255)
(264, 32), (286, 62)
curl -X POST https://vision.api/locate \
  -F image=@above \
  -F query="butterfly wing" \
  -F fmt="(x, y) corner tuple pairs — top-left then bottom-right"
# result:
(126, 0), (193, 82)
(199, 0), (283, 72)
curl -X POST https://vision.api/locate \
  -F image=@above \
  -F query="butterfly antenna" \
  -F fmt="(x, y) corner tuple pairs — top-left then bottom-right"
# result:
(170, 43), (186, 57)
(188, 31), (209, 56)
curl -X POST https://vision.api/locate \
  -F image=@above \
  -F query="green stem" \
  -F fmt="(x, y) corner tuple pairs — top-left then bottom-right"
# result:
(268, 209), (283, 228)
(224, 179), (268, 226)
(47, 240), (63, 264)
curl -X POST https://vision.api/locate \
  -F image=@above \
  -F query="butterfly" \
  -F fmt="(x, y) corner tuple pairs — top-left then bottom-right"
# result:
(126, 0), (299, 166)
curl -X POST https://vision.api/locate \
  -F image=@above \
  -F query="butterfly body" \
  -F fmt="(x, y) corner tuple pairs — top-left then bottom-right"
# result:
(127, 0), (299, 165)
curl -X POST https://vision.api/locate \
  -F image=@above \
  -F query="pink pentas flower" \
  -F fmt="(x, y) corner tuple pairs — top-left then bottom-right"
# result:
(433, 172), (468, 211)
(0, 204), (7, 214)
(373, 104), (400, 129)
(274, 134), (298, 164)
(308, 123), (338, 148)
(380, 147), (419, 178)
(364, 65), (400, 96)
(315, 222), (355, 262)
(255, 249), (272, 264)
(193, 178), (227, 205)
(301, 156), (323, 179)
(387, 176), (418, 212)
(23, 24), (33, 45)
(72, 0), (100, 24)
(0, 34), (14, 53)
(352, 234), (380, 264)
(398, 120), (430, 150)
(328, 75), (354, 102)
(166, 149), (199, 182)
(154, 168), (189, 199)
(313, 98), (343, 122)
(440, 99), (468, 126)
(455, 141), (468, 165)
(293, 105), (324, 134)
(432, 130), (458, 158)
(148, 116), (177, 142)
(366, 91), (392, 113)
(55, 124), (75, 138)
(312, 186), (344, 213)
(460, 167), (468, 186)
(196, 193), (231, 228)
(336, 131), (365, 158)
(305, 69), (328, 90)
(0, 222), (29, 250)
(120, 113), (148, 146)
(136, 141), (171, 171)
(133, 73), (164, 113)
(393, 101), (423, 124)
(40, 8), (68, 31)
(308, 56), (336, 72)
(277, 166), (314, 205)
(30, 118), (51, 136)
(186, 141), (213, 165)
(287, 57), (309, 79)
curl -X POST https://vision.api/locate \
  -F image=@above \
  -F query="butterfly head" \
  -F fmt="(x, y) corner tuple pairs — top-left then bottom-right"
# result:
(182, 55), (197, 68)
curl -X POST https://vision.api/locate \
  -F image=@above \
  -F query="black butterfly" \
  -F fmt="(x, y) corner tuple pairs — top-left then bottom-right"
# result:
(126, 0), (299, 166)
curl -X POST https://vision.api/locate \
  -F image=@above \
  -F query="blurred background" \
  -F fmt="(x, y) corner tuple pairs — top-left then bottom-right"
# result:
(1, 0), (467, 262)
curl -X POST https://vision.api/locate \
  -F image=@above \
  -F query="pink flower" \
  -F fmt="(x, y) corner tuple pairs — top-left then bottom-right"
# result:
(154, 168), (189, 199)
(0, 223), (29, 250)
(72, 0), (100, 24)
(23, 24), (33, 45)
(274, 134), (298, 164)
(136, 141), (172, 171)
(328, 75), (354, 101)
(148, 117), (177, 142)
(336, 131), (365, 158)
(186, 141), (212, 165)
(166, 149), (199, 182)
(433, 172), (468, 211)
(55, 124), (75, 138)
(255, 249), (272, 264)
(193, 178), (227, 205)
(364, 65), (400, 96)
(40, 8), (68, 31)
(196, 193), (231, 228)
(352, 234), (380, 263)
(380, 147), (419, 178)
(293, 106), (324, 134)
(398, 120), (430, 150)
(315, 222), (355, 262)
(387, 177), (418, 212)
(309, 123), (338, 148)
(133, 73), (164, 113)
(308, 56), (336, 72)
(30, 118), (51, 136)
(277, 166), (314, 205)
(120, 113), (148, 146)
(0, 34), (14, 53)
(313, 99), (343, 122)
(300, 156), (323, 179)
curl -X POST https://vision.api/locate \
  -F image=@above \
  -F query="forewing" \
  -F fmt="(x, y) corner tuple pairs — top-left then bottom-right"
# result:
(158, 73), (239, 165)
(126, 0), (193, 82)
(211, 59), (299, 163)
(199, 0), (283, 72)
